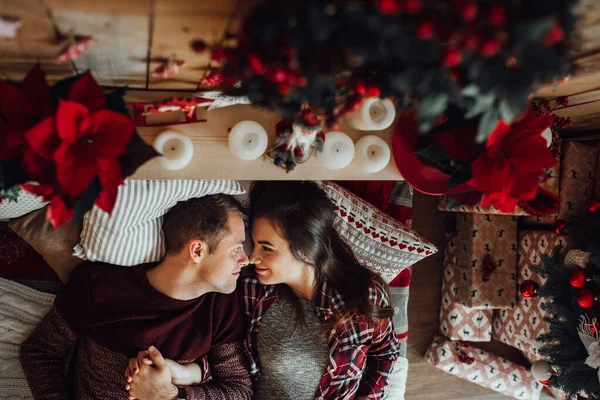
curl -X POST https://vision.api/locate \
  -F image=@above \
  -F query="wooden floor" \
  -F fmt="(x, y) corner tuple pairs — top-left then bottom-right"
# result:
(406, 193), (552, 400)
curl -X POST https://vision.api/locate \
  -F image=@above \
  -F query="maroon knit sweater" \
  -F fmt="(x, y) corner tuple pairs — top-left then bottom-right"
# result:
(19, 262), (252, 399)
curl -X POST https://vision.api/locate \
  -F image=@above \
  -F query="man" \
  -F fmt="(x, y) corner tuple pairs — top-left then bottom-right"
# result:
(20, 194), (253, 399)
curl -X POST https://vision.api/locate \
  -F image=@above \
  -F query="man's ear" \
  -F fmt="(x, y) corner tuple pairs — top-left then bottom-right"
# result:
(189, 239), (206, 264)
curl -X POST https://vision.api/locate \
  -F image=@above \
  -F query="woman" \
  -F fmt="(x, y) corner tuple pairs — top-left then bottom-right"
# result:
(125, 181), (401, 399)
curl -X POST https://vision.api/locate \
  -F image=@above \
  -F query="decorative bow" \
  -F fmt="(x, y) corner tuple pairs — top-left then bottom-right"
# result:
(578, 315), (600, 383)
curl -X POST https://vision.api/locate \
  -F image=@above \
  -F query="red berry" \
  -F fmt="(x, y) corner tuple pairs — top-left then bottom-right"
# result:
(443, 49), (462, 67)
(377, 0), (401, 15)
(355, 81), (367, 95)
(489, 5), (506, 27)
(277, 82), (293, 95)
(366, 85), (381, 97)
(556, 96), (569, 106)
(248, 53), (266, 74)
(190, 40), (207, 53)
(405, 0), (422, 14)
(480, 39), (500, 56)
(416, 20), (435, 39)
(460, 2), (478, 21)
(268, 68), (287, 83)
(544, 25), (564, 46)
(211, 48), (228, 62)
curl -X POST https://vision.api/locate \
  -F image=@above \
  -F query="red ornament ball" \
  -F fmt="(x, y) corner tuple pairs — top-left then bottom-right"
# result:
(405, 0), (422, 14)
(416, 20), (435, 39)
(480, 39), (499, 56)
(459, 2), (478, 22)
(569, 269), (587, 289)
(587, 197), (600, 213)
(366, 85), (381, 98)
(377, 0), (401, 15)
(268, 68), (287, 83)
(577, 289), (595, 309)
(443, 49), (462, 67)
(553, 219), (568, 236)
(520, 280), (539, 298)
(355, 81), (367, 96)
(489, 5), (506, 27)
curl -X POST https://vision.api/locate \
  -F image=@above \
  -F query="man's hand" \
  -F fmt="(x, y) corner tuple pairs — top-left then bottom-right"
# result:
(125, 346), (179, 400)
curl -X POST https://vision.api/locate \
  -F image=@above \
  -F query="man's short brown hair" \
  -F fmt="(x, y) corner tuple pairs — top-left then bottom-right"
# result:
(163, 194), (246, 255)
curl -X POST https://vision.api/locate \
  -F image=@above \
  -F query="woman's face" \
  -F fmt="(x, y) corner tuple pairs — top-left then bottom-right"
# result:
(249, 217), (306, 285)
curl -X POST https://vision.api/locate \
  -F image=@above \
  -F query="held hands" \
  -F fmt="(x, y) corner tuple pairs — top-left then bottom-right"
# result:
(124, 346), (178, 400)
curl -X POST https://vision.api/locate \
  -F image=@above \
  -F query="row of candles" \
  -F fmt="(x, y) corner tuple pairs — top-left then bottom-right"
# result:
(153, 98), (395, 173)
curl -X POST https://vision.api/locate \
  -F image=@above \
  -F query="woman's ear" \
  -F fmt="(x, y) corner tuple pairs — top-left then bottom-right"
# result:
(189, 240), (205, 264)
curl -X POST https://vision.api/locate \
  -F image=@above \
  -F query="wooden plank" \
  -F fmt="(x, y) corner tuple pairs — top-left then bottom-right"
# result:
(148, 0), (236, 90)
(48, 0), (150, 88)
(554, 99), (600, 131)
(126, 94), (402, 181)
(0, 0), (75, 82)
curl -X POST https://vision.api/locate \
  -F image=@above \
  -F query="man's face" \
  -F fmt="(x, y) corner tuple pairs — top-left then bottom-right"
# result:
(200, 213), (248, 294)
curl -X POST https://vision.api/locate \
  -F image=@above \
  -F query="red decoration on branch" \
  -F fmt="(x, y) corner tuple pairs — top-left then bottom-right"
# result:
(54, 35), (93, 63)
(587, 197), (600, 213)
(520, 280), (539, 298)
(152, 59), (187, 79)
(569, 269), (588, 289)
(553, 219), (568, 236)
(577, 289), (595, 309)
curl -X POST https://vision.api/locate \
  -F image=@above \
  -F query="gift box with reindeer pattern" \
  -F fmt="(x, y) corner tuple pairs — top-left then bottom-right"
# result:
(454, 213), (518, 310)
(425, 334), (543, 400)
(558, 142), (597, 222)
(493, 231), (568, 360)
(439, 234), (493, 341)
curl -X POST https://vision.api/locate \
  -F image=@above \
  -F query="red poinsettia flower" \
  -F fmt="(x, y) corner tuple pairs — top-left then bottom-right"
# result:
(25, 100), (135, 198)
(471, 109), (557, 212)
(0, 64), (53, 159)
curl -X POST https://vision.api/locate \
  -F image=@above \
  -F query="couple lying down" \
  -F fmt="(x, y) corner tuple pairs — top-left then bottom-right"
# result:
(20, 181), (402, 400)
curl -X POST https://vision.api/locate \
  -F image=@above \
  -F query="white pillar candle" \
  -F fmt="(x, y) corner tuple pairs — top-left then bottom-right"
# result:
(541, 127), (553, 148)
(347, 98), (396, 131)
(354, 135), (391, 173)
(228, 120), (269, 160)
(153, 130), (194, 170)
(317, 131), (355, 170)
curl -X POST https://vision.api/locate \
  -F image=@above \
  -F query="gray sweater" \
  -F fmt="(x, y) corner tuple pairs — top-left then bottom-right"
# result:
(255, 298), (330, 400)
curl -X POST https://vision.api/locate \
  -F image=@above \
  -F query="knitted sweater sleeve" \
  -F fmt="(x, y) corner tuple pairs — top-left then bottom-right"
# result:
(19, 306), (78, 400)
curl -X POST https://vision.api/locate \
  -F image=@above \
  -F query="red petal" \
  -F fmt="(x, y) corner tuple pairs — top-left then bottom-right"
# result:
(471, 153), (510, 194)
(95, 159), (123, 213)
(95, 189), (119, 213)
(21, 182), (55, 201)
(508, 136), (558, 173)
(0, 126), (26, 159)
(506, 172), (540, 200)
(25, 117), (60, 159)
(521, 187), (560, 215)
(56, 100), (89, 143)
(67, 71), (106, 113)
(21, 64), (54, 119)
(481, 192), (519, 213)
(511, 108), (554, 138)
(54, 143), (98, 198)
(485, 120), (511, 150)
(0, 81), (33, 125)
(46, 196), (74, 228)
(436, 126), (478, 162)
(83, 110), (136, 158)
(22, 146), (51, 181)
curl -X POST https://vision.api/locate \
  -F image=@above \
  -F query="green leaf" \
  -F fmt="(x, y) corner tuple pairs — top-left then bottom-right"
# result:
(498, 67), (535, 123)
(461, 84), (479, 97)
(476, 107), (500, 143)
(415, 143), (452, 172)
(418, 93), (449, 132)
(465, 92), (495, 119)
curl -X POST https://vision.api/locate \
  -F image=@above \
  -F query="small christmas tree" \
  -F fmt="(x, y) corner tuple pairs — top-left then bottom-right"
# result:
(532, 210), (600, 398)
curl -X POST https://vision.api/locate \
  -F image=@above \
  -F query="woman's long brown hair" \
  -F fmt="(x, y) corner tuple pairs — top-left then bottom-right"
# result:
(249, 181), (394, 329)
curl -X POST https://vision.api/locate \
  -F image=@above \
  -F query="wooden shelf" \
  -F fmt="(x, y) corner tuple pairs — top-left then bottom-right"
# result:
(129, 101), (402, 181)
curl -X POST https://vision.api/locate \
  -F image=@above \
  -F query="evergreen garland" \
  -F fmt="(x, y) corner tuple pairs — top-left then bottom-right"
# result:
(214, 0), (578, 141)
(533, 213), (600, 398)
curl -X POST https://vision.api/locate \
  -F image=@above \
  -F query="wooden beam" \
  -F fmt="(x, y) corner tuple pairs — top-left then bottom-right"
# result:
(0, 0), (75, 81)
(46, 0), (150, 88)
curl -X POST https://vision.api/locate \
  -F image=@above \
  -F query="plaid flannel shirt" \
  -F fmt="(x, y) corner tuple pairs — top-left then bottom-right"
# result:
(241, 273), (401, 400)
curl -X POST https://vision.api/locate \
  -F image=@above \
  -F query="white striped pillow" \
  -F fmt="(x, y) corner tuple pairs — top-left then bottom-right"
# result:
(73, 180), (244, 266)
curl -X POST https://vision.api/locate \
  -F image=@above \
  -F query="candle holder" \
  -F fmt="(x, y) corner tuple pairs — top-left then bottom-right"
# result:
(347, 98), (396, 131)
(153, 130), (194, 170)
(317, 131), (355, 170)
(354, 135), (391, 173)
(228, 120), (269, 160)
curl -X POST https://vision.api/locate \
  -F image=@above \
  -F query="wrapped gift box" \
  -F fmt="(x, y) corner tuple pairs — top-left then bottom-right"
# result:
(454, 213), (518, 309)
(493, 231), (568, 360)
(439, 234), (492, 341)
(558, 142), (597, 222)
(425, 334), (543, 400)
